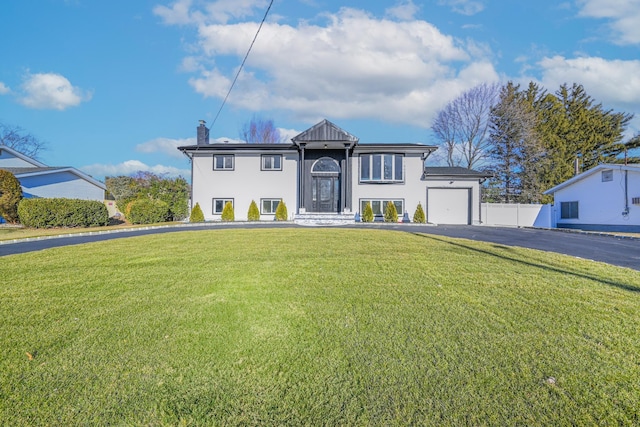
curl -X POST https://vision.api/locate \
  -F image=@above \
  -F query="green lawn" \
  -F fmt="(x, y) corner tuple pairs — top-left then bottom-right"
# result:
(1, 229), (639, 425)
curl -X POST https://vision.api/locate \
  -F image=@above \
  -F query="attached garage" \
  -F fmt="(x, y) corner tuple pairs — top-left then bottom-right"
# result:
(427, 188), (471, 224)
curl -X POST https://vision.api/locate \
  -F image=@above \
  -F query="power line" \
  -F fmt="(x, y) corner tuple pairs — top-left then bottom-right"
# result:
(209, 0), (275, 131)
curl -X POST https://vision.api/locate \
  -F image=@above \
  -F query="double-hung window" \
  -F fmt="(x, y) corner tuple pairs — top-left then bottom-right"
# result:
(560, 201), (579, 219)
(360, 199), (404, 216)
(213, 198), (233, 214)
(214, 155), (234, 170)
(261, 154), (282, 171)
(360, 154), (403, 183)
(261, 199), (281, 214)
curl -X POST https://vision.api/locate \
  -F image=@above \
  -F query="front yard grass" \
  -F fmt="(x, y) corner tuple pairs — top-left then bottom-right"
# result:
(1, 228), (639, 425)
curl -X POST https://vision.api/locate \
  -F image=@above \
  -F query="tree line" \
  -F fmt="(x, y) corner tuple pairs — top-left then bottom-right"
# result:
(432, 81), (639, 203)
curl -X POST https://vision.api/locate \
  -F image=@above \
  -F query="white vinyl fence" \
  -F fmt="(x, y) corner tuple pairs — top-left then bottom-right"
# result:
(481, 203), (553, 228)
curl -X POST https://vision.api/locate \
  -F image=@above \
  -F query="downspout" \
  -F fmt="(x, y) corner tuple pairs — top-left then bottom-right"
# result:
(623, 168), (629, 217)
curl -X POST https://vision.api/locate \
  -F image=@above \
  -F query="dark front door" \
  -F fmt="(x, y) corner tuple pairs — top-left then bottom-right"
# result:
(312, 176), (340, 212)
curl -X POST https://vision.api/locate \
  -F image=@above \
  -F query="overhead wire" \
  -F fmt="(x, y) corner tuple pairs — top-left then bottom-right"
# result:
(208, 0), (275, 131)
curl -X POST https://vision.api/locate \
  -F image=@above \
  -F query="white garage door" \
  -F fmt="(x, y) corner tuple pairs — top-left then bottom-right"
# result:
(427, 188), (471, 225)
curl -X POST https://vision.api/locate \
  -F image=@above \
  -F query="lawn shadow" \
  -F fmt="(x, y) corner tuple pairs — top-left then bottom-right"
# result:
(413, 233), (640, 294)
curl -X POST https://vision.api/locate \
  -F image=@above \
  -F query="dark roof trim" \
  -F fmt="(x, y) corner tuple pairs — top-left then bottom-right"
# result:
(423, 166), (492, 179)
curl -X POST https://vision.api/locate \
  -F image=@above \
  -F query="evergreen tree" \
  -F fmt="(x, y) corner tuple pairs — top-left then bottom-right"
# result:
(221, 201), (234, 221)
(247, 200), (260, 221)
(413, 203), (426, 223)
(488, 82), (543, 203)
(362, 202), (374, 222)
(0, 170), (23, 223)
(189, 202), (205, 223)
(275, 200), (288, 221)
(384, 201), (398, 223)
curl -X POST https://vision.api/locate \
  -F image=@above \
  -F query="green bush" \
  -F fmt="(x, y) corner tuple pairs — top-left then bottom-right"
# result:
(362, 202), (374, 223)
(275, 201), (288, 221)
(17, 198), (109, 228)
(384, 201), (398, 223)
(0, 170), (23, 223)
(221, 201), (234, 222)
(247, 200), (260, 221)
(413, 202), (426, 223)
(127, 198), (169, 225)
(189, 202), (205, 223)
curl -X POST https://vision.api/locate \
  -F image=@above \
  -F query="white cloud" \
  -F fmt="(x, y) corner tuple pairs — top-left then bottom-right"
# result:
(136, 137), (196, 158)
(577, 0), (640, 44)
(385, 1), (420, 21)
(0, 82), (9, 95)
(81, 160), (190, 179)
(537, 55), (640, 105)
(183, 7), (498, 127)
(438, 0), (485, 16)
(154, 0), (268, 25)
(19, 72), (91, 110)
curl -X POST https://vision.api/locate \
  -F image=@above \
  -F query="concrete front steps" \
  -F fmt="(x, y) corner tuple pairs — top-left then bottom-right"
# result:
(294, 213), (356, 226)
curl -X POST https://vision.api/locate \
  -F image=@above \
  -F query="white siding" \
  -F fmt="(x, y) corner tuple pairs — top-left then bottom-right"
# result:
(191, 151), (298, 221)
(20, 171), (105, 201)
(553, 167), (640, 227)
(351, 152), (426, 220)
(0, 150), (37, 168)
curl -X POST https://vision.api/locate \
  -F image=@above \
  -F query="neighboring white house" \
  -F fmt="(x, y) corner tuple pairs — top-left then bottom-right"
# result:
(178, 119), (490, 224)
(544, 163), (640, 232)
(0, 144), (106, 201)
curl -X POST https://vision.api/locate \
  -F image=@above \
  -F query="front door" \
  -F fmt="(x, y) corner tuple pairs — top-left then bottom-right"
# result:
(312, 176), (339, 212)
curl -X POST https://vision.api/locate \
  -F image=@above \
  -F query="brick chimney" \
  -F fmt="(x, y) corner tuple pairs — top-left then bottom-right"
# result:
(197, 120), (210, 145)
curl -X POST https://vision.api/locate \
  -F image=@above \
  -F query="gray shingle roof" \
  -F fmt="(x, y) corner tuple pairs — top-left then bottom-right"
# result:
(423, 166), (492, 178)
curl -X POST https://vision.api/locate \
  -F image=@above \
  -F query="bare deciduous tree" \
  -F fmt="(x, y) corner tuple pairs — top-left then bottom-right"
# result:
(240, 115), (282, 144)
(0, 122), (48, 159)
(431, 83), (499, 169)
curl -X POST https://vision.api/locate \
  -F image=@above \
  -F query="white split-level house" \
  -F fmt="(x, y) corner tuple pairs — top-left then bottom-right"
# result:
(0, 144), (106, 201)
(178, 119), (490, 224)
(544, 163), (640, 232)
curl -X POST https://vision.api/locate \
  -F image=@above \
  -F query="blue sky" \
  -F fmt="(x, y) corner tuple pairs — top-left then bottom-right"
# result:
(1, 0), (639, 180)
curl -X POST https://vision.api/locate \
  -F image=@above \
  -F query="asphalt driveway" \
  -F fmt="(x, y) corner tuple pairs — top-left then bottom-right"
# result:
(1, 223), (639, 270)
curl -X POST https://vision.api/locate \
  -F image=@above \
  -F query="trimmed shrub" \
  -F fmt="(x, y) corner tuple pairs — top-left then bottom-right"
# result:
(384, 201), (398, 223)
(362, 202), (374, 223)
(221, 201), (234, 222)
(17, 198), (109, 228)
(413, 202), (426, 223)
(127, 198), (169, 224)
(275, 200), (288, 221)
(0, 170), (23, 223)
(189, 202), (205, 223)
(247, 200), (260, 221)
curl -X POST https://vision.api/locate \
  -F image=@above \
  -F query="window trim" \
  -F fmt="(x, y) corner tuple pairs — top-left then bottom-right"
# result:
(359, 153), (404, 183)
(213, 154), (234, 171)
(213, 198), (234, 214)
(260, 198), (282, 214)
(261, 154), (283, 171)
(560, 201), (579, 219)
(360, 199), (405, 216)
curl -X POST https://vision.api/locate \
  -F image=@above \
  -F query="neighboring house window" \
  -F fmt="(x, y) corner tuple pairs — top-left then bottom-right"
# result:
(360, 154), (403, 182)
(213, 198), (233, 214)
(261, 155), (282, 171)
(261, 199), (281, 214)
(601, 170), (613, 182)
(560, 201), (579, 219)
(360, 199), (404, 216)
(214, 155), (234, 170)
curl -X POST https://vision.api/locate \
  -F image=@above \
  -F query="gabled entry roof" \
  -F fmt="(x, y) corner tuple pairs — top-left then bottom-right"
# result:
(292, 119), (359, 149)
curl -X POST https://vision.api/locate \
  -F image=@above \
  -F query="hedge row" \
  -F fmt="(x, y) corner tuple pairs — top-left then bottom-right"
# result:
(126, 198), (169, 225)
(18, 198), (109, 228)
